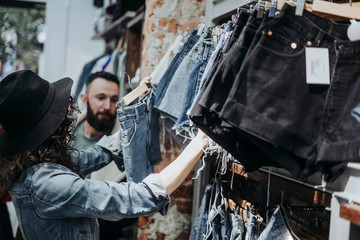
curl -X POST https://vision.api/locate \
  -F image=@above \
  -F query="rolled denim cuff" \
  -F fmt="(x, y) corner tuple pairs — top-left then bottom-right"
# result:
(95, 135), (125, 171)
(142, 173), (170, 216)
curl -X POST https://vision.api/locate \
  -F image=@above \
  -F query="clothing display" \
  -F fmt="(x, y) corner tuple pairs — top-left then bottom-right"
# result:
(190, 181), (265, 240)
(117, 88), (162, 183)
(150, 4), (360, 182)
(154, 29), (200, 115)
(144, 4), (359, 238)
(46, 1), (359, 239)
(258, 206), (300, 240)
(218, 4), (360, 182)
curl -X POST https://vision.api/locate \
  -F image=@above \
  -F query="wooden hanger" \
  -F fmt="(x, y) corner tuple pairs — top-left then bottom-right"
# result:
(311, 0), (360, 20)
(117, 36), (125, 50)
(277, 0), (360, 20)
(120, 81), (150, 107)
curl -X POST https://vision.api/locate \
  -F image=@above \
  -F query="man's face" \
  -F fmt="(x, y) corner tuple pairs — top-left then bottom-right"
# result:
(85, 77), (119, 133)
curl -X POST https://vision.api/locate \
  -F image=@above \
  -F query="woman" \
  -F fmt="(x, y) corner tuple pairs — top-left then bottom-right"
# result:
(0, 70), (208, 240)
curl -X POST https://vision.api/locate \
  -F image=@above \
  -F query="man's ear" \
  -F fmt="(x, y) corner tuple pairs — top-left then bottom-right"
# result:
(80, 94), (88, 109)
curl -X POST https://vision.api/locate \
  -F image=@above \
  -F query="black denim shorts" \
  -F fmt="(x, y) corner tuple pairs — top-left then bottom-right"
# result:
(199, 11), (262, 114)
(220, 4), (360, 181)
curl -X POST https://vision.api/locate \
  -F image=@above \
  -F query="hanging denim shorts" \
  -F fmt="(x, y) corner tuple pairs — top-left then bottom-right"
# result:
(220, 4), (360, 181)
(154, 29), (199, 110)
(199, 10), (262, 114)
(157, 33), (214, 120)
(117, 88), (161, 183)
(174, 35), (215, 128)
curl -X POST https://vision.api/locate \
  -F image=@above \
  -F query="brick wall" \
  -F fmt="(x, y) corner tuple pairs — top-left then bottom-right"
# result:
(140, 0), (205, 78)
(138, 0), (205, 239)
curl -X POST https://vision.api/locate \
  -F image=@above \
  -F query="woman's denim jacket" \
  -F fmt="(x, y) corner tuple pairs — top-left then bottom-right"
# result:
(9, 136), (170, 240)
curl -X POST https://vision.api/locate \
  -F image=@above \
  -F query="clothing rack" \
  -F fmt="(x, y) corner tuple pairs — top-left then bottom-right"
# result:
(225, 162), (332, 208)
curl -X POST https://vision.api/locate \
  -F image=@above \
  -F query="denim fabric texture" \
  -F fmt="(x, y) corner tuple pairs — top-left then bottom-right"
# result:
(244, 209), (263, 240)
(258, 206), (299, 240)
(204, 188), (231, 240)
(174, 35), (215, 128)
(192, 21), (233, 109)
(224, 11), (251, 53)
(117, 88), (162, 183)
(9, 146), (169, 240)
(189, 11), (278, 173)
(220, 4), (360, 181)
(199, 10), (261, 114)
(200, 21), (233, 90)
(229, 213), (245, 240)
(190, 183), (214, 240)
(154, 29), (199, 109)
(157, 32), (210, 120)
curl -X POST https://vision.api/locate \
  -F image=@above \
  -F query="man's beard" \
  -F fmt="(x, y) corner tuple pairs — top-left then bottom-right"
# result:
(86, 102), (116, 133)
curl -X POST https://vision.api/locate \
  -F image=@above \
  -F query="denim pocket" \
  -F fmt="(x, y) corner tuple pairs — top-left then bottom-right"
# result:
(119, 117), (136, 147)
(259, 20), (306, 57)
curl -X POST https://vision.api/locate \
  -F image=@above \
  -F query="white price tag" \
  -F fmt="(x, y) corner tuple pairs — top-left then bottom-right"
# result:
(305, 47), (330, 85)
(348, 20), (360, 41)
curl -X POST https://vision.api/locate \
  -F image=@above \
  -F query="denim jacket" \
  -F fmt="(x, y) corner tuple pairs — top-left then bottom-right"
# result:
(9, 136), (170, 240)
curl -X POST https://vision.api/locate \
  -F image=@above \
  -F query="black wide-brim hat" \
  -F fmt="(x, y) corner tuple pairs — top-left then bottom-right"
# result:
(0, 70), (73, 156)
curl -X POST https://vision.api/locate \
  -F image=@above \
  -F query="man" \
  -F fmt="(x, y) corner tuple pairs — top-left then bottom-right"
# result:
(74, 71), (125, 180)
(74, 71), (120, 150)
(73, 71), (134, 240)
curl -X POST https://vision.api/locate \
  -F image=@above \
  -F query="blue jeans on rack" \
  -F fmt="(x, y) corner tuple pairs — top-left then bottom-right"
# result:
(174, 35), (215, 129)
(229, 212), (245, 240)
(190, 183), (214, 240)
(245, 209), (263, 240)
(204, 189), (231, 240)
(117, 88), (161, 183)
(258, 206), (299, 240)
(157, 32), (212, 120)
(154, 29), (199, 110)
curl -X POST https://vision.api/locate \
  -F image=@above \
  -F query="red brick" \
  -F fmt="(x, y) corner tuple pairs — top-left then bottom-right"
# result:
(156, 232), (166, 240)
(173, 199), (193, 214)
(147, 1), (164, 17)
(159, 19), (179, 33)
(138, 216), (151, 229)
(176, 232), (191, 240)
(171, 184), (193, 199)
(179, 20), (202, 32)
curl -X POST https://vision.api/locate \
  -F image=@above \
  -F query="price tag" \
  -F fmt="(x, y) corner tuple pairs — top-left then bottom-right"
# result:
(348, 20), (360, 41)
(305, 47), (330, 85)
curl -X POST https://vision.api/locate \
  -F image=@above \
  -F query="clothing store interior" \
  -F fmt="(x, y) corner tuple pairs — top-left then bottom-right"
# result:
(1, 0), (360, 239)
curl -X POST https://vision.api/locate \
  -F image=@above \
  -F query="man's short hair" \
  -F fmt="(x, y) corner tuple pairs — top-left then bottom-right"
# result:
(86, 71), (120, 89)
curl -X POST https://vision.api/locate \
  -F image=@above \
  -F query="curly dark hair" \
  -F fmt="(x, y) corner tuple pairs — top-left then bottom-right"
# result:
(0, 96), (82, 193)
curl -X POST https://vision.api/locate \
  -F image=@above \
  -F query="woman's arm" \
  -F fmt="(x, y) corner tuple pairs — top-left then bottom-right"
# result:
(159, 131), (208, 195)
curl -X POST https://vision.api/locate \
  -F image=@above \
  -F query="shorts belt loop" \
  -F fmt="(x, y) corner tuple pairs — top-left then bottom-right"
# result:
(135, 107), (139, 123)
(313, 31), (325, 47)
(202, 44), (207, 60)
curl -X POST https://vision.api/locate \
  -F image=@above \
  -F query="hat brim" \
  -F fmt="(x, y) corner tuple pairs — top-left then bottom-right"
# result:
(0, 77), (73, 156)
